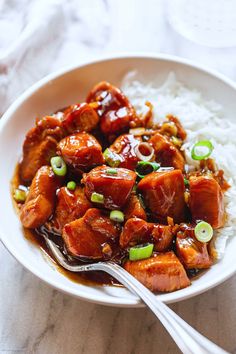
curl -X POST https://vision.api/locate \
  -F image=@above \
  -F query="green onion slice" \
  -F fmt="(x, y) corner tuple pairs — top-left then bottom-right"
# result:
(103, 148), (121, 167)
(91, 192), (104, 204)
(184, 177), (189, 186)
(135, 161), (160, 178)
(50, 156), (67, 176)
(129, 243), (154, 261)
(14, 188), (27, 203)
(67, 181), (76, 191)
(106, 168), (118, 175)
(191, 140), (213, 161)
(110, 210), (124, 223)
(194, 221), (213, 243)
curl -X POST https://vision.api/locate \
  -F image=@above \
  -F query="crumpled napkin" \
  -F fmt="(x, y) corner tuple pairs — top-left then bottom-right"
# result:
(0, 0), (110, 115)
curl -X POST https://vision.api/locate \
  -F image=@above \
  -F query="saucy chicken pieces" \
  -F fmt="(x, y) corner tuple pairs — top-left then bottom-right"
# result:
(14, 81), (229, 293)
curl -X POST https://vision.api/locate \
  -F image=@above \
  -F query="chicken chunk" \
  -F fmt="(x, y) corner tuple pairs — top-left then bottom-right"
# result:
(149, 133), (185, 171)
(176, 224), (212, 269)
(57, 132), (104, 173)
(62, 103), (99, 134)
(120, 218), (173, 252)
(62, 208), (120, 259)
(87, 81), (138, 136)
(123, 192), (147, 220)
(138, 170), (186, 223)
(124, 252), (190, 292)
(20, 116), (65, 182)
(108, 134), (141, 170)
(51, 186), (92, 232)
(82, 165), (136, 209)
(20, 166), (62, 228)
(189, 176), (225, 229)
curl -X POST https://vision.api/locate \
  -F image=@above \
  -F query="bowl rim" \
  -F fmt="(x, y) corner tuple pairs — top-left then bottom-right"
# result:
(1, 52), (236, 307)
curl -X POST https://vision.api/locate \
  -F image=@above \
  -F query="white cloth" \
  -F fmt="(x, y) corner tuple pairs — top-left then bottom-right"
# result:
(0, 0), (236, 115)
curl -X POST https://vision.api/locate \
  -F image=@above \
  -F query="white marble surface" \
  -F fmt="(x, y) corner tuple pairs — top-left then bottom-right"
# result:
(1, 1), (236, 353)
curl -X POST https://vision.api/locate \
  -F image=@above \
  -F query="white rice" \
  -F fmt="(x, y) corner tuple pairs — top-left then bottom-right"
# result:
(121, 72), (236, 258)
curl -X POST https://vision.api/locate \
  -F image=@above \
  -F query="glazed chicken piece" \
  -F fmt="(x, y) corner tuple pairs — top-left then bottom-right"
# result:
(138, 169), (186, 223)
(62, 103), (99, 134)
(120, 218), (173, 252)
(149, 132), (185, 171)
(82, 165), (136, 209)
(20, 116), (65, 182)
(124, 251), (190, 292)
(108, 134), (141, 170)
(20, 166), (62, 228)
(189, 176), (225, 229)
(57, 132), (104, 173)
(62, 208), (120, 259)
(176, 224), (212, 269)
(51, 186), (92, 232)
(86, 81), (139, 136)
(123, 192), (147, 220)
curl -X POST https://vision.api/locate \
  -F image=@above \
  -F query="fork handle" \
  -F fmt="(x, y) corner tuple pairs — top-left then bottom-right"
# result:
(95, 262), (228, 354)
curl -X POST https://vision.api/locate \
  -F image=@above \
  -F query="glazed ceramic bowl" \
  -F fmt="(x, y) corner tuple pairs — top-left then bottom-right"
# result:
(1, 54), (236, 307)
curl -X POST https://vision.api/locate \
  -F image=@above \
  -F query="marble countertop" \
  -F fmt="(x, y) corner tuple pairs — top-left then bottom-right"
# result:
(1, 1), (236, 353)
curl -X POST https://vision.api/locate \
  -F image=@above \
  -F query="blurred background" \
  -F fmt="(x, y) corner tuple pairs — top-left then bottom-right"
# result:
(1, 0), (236, 115)
(1, 1), (236, 353)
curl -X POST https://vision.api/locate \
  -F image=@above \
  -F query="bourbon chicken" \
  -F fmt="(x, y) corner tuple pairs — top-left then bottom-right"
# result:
(14, 80), (229, 293)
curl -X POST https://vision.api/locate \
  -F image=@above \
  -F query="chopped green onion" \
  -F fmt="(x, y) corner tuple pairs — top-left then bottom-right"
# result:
(91, 192), (104, 204)
(194, 221), (213, 243)
(14, 188), (26, 203)
(50, 156), (67, 176)
(135, 161), (160, 178)
(184, 177), (189, 186)
(110, 210), (124, 222)
(129, 243), (154, 261)
(191, 140), (213, 161)
(103, 148), (121, 167)
(106, 168), (118, 175)
(67, 181), (76, 191)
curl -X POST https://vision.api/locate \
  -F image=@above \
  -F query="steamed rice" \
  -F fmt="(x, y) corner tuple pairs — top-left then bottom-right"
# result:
(121, 72), (236, 258)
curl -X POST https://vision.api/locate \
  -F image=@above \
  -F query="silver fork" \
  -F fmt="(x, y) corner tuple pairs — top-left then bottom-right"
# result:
(44, 236), (228, 354)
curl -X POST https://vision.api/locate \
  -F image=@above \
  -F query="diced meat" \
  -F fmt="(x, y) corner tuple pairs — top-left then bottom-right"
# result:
(124, 252), (190, 292)
(120, 218), (173, 252)
(62, 208), (120, 259)
(120, 218), (152, 248)
(108, 134), (141, 170)
(82, 165), (136, 209)
(20, 166), (62, 228)
(151, 224), (174, 252)
(123, 192), (147, 220)
(86, 81), (139, 136)
(176, 224), (212, 269)
(52, 186), (92, 232)
(149, 133), (185, 171)
(20, 116), (65, 182)
(57, 132), (104, 173)
(62, 103), (99, 133)
(189, 176), (225, 228)
(138, 170), (186, 223)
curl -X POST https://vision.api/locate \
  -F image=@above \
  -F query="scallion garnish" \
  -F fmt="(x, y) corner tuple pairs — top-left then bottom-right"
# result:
(50, 156), (67, 176)
(110, 210), (124, 223)
(194, 221), (213, 243)
(106, 168), (118, 175)
(191, 140), (213, 161)
(184, 177), (189, 186)
(91, 192), (104, 204)
(14, 189), (27, 203)
(67, 181), (76, 191)
(103, 148), (121, 167)
(129, 243), (154, 261)
(135, 161), (160, 178)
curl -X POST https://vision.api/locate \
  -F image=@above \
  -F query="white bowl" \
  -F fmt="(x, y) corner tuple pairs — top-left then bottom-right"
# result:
(1, 54), (236, 307)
